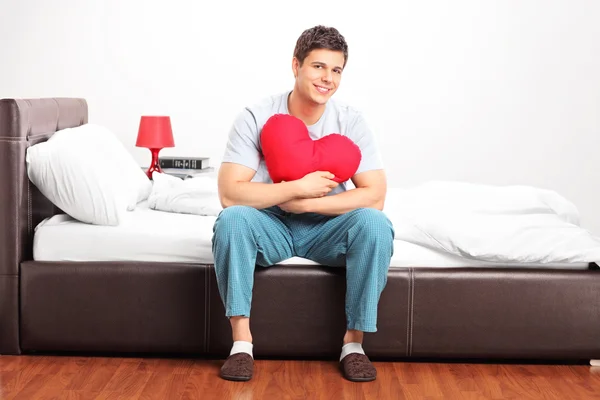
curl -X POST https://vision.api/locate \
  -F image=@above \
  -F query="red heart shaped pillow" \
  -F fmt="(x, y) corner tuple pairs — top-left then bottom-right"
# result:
(260, 114), (362, 184)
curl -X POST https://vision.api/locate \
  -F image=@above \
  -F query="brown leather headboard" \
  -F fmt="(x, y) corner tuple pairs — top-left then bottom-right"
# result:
(0, 98), (88, 269)
(0, 98), (87, 353)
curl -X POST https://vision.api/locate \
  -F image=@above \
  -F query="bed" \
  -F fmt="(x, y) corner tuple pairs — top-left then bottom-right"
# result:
(2, 97), (600, 365)
(31, 200), (590, 269)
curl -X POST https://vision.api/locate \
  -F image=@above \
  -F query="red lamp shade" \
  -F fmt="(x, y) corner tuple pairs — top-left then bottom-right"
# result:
(136, 116), (175, 178)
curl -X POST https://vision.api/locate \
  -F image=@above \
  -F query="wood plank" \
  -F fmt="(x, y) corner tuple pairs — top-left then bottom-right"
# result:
(0, 356), (599, 399)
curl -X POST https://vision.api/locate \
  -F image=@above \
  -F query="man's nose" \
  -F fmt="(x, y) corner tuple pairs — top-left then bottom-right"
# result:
(322, 70), (332, 83)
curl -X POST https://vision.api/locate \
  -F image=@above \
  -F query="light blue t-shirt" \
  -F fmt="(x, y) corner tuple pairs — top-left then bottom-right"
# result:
(221, 91), (383, 195)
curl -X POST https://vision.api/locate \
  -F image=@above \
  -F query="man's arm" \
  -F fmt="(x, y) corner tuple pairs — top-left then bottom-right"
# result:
(279, 169), (387, 216)
(218, 162), (301, 209)
(217, 109), (305, 209)
(218, 163), (340, 209)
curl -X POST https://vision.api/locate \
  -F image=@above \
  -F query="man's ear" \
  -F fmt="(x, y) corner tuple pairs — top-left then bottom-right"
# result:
(292, 57), (299, 78)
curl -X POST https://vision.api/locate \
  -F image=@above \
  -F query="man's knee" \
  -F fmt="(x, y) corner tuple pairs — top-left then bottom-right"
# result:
(217, 205), (256, 221)
(355, 208), (392, 231)
(213, 205), (257, 237)
(352, 208), (394, 237)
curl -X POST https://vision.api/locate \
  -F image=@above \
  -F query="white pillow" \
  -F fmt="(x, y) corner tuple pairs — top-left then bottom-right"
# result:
(49, 124), (152, 209)
(26, 124), (152, 225)
(147, 172), (222, 216)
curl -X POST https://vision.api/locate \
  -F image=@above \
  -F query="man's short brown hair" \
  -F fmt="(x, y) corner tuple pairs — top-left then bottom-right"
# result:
(293, 25), (349, 67)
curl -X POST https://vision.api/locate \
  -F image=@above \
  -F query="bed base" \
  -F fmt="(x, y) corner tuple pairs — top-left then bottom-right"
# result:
(15, 260), (600, 360)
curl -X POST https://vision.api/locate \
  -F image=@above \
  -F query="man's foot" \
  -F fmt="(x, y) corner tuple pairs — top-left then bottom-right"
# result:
(220, 353), (254, 381)
(340, 353), (377, 382)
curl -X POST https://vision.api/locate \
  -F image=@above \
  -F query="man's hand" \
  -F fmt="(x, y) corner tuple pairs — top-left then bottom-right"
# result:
(282, 170), (388, 216)
(279, 198), (311, 214)
(218, 163), (302, 209)
(293, 171), (339, 199)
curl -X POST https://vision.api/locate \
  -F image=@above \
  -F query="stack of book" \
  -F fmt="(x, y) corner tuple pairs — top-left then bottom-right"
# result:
(159, 156), (209, 170)
(158, 156), (214, 179)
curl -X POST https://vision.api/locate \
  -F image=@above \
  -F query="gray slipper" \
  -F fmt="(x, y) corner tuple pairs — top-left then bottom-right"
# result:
(340, 353), (377, 382)
(220, 353), (254, 381)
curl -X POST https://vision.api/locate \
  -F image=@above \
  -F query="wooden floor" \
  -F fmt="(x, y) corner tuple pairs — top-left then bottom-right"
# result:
(1, 355), (599, 399)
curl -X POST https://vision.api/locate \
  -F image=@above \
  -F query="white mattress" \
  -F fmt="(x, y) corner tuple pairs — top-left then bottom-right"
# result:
(33, 203), (590, 269)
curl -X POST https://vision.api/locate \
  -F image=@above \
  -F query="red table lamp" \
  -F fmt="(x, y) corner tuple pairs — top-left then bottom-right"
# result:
(136, 116), (175, 178)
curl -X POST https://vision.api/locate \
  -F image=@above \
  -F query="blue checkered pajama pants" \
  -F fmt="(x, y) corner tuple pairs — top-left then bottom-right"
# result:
(211, 205), (395, 332)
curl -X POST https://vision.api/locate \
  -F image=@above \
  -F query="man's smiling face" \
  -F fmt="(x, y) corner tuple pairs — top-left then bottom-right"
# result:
(292, 48), (345, 106)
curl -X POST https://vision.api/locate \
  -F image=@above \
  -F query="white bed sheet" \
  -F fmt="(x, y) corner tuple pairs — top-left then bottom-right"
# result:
(32, 204), (589, 269)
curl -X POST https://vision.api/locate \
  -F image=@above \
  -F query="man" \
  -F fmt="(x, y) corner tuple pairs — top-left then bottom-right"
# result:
(212, 25), (394, 382)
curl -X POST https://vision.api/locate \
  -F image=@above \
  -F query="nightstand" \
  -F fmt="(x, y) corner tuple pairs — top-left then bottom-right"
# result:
(160, 167), (215, 179)
(141, 167), (216, 180)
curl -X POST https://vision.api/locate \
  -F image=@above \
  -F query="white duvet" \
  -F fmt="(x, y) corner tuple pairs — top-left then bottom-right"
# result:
(384, 181), (600, 264)
(148, 172), (222, 216)
(147, 173), (600, 265)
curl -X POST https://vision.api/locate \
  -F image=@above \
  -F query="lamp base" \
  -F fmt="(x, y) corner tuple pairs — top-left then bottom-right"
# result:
(145, 148), (163, 179)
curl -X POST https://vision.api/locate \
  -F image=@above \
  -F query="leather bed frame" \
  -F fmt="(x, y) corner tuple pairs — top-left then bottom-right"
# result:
(2, 98), (600, 364)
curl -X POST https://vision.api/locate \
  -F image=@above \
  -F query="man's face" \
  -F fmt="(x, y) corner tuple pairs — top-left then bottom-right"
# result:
(293, 48), (345, 106)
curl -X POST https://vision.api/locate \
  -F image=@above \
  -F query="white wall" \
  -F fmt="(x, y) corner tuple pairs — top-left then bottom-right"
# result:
(2, 1), (600, 234)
